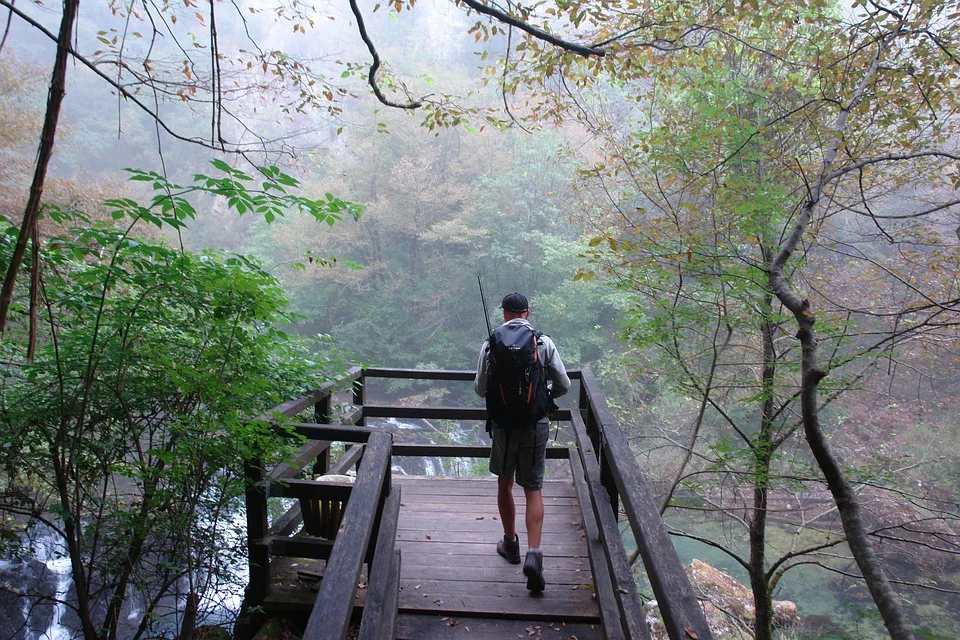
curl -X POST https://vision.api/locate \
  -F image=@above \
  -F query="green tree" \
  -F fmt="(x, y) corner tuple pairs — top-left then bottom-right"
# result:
(560, 1), (960, 637)
(0, 166), (355, 640)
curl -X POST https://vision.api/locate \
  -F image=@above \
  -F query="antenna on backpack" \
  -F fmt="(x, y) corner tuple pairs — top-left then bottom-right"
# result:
(477, 274), (493, 339)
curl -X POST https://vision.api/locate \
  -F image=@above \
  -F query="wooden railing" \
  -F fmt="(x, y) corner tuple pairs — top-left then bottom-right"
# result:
(244, 367), (400, 640)
(244, 365), (712, 640)
(575, 367), (713, 640)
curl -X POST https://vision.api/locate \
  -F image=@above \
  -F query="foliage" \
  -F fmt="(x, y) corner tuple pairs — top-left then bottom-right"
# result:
(0, 168), (354, 640)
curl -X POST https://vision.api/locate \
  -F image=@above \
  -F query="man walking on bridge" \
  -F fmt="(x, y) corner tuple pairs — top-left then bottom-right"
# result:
(475, 292), (570, 593)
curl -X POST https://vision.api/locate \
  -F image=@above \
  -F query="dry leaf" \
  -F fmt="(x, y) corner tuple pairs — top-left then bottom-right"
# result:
(684, 629), (698, 639)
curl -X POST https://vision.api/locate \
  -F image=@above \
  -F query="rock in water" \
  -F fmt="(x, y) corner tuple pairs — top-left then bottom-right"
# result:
(646, 559), (800, 639)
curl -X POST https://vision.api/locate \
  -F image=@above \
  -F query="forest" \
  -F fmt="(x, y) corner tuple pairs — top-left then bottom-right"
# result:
(0, 0), (958, 639)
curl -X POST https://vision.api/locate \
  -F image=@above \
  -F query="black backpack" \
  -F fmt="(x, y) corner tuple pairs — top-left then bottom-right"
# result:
(485, 323), (551, 429)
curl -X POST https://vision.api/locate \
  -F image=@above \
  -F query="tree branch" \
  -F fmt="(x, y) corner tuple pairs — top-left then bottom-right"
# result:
(348, 0), (422, 109)
(457, 0), (606, 57)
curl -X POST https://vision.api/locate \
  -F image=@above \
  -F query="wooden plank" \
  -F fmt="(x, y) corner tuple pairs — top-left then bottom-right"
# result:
(395, 477), (576, 496)
(267, 478), (353, 501)
(400, 552), (590, 571)
(397, 590), (598, 621)
(363, 404), (487, 420)
(401, 566), (592, 586)
(359, 486), (402, 640)
(362, 367), (584, 381)
(269, 506), (303, 538)
(568, 445), (626, 640)
(396, 530), (586, 545)
(394, 614), (603, 640)
(353, 370), (365, 412)
(399, 503), (581, 516)
(269, 440), (332, 481)
(397, 540), (587, 558)
(399, 578), (598, 598)
(302, 431), (392, 640)
(266, 535), (335, 560)
(571, 411), (650, 640)
(397, 517), (578, 534)
(392, 444), (569, 459)
(330, 443), (365, 474)
(257, 367), (363, 421)
(395, 490), (576, 502)
(291, 423), (375, 442)
(382, 550), (401, 639)
(579, 368), (713, 640)
(269, 444), (366, 536)
(244, 456), (269, 605)
(363, 368), (478, 381)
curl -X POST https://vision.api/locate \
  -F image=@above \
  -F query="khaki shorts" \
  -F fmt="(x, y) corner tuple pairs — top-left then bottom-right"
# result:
(489, 420), (549, 490)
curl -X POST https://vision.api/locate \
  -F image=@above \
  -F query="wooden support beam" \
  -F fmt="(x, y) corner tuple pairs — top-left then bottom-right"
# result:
(257, 367), (362, 421)
(392, 444), (570, 459)
(266, 478), (354, 501)
(269, 444), (366, 537)
(362, 368), (477, 380)
(244, 455), (269, 605)
(302, 431), (392, 640)
(570, 412), (650, 640)
(578, 369), (713, 640)
(358, 486), (402, 640)
(362, 404), (487, 420)
(265, 535), (336, 560)
(361, 367), (583, 380)
(291, 423), (376, 442)
(269, 441), (333, 481)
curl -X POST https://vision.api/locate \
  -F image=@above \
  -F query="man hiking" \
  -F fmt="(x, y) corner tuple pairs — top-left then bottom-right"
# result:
(474, 292), (570, 592)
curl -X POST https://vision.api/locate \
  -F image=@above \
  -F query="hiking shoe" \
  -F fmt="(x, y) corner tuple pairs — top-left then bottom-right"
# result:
(523, 549), (545, 592)
(497, 534), (521, 564)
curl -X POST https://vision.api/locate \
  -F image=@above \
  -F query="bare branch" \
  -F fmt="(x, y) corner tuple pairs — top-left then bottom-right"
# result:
(457, 0), (605, 57)
(348, 0), (422, 110)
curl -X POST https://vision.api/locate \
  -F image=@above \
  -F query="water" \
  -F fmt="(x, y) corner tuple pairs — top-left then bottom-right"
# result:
(624, 514), (960, 639)
(33, 533), (72, 640)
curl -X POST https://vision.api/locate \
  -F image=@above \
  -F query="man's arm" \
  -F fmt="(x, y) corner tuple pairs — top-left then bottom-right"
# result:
(474, 340), (489, 397)
(541, 336), (571, 398)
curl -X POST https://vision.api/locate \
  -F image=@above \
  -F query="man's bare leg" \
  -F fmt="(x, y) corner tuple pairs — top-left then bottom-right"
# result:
(523, 487), (546, 591)
(524, 488), (544, 548)
(497, 474), (517, 538)
(496, 474), (521, 564)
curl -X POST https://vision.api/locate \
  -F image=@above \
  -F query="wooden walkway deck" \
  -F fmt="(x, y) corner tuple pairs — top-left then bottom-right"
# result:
(244, 367), (714, 640)
(394, 475), (602, 637)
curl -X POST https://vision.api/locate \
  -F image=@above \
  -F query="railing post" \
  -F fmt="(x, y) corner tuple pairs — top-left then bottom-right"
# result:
(244, 454), (269, 605)
(313, 394), (332, 476)
(353, 369), (365, 426)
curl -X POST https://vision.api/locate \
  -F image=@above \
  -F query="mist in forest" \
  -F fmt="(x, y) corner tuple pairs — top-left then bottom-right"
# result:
(1, 1), (959, 638)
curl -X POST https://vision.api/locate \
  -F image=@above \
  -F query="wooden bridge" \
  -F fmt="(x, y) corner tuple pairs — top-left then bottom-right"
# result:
(240, 367), (713, 640)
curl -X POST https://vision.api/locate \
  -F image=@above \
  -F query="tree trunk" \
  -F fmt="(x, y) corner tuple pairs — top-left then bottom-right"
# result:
(52, 446), (99, 640)
(0, 0), (80, 334)
(749, 313), (777, 640)
(765, 31), (914, 637)
(27, 221), (40, 360)
(770, 209), (913, 639)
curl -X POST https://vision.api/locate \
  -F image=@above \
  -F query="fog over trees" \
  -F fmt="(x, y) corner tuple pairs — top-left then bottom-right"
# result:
(0, 1), (958, 639)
